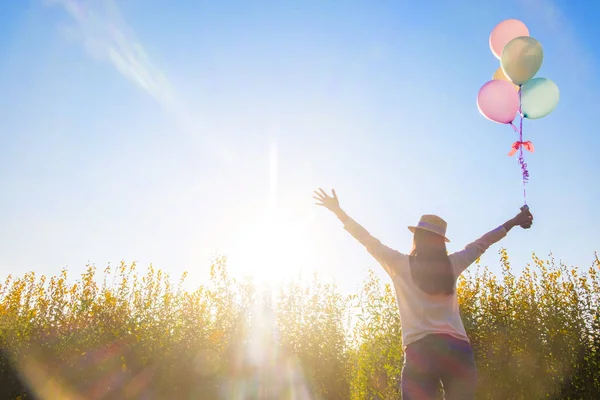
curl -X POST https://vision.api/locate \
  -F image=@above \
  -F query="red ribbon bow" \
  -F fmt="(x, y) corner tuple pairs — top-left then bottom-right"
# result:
(508, 141), (534, 156)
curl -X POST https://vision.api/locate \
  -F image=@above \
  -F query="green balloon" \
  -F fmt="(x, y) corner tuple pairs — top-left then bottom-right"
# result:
(501, 36), (543, 85)
(521, 77), (559, 119)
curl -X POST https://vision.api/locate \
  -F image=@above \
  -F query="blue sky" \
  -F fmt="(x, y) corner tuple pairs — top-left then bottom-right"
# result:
(0, 0), (598, 293)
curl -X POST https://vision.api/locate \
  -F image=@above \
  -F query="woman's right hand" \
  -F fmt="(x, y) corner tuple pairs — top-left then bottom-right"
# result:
(313, 188), (341, 212)
(513, 208), (534, 229)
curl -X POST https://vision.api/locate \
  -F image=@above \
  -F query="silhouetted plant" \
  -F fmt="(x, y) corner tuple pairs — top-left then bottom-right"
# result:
(0, 251), (598, 399)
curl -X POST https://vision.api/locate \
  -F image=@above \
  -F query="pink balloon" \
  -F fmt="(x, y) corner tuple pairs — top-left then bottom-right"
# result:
(477, 80), (519, 124)
(489, 19), (529, 59)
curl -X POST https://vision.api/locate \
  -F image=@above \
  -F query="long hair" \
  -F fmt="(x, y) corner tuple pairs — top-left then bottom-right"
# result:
(409, 229), (455, 296)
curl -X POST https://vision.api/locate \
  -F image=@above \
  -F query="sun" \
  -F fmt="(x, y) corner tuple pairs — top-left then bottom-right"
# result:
(218, 140), (323, 287)
(225, 206), (318, 287)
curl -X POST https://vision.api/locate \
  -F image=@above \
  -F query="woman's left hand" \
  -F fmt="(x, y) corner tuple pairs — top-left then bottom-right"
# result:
(313, 188), (341, 212)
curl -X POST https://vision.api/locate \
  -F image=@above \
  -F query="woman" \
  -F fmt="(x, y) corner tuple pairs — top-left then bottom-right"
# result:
(313, 188), (533, 400)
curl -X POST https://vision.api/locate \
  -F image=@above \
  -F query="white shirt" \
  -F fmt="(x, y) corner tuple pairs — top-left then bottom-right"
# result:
(343, 218), (507, 347)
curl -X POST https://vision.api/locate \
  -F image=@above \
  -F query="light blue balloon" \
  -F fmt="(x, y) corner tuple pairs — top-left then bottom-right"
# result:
(520, 77), (559, 119)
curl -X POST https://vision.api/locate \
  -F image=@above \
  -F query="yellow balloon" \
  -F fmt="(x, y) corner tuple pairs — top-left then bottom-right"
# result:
(501, 36), (543, 85)
(492, 67), (519, 91)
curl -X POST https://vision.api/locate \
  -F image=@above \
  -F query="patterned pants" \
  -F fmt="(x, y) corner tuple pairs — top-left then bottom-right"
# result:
(401, 334), (478, 400)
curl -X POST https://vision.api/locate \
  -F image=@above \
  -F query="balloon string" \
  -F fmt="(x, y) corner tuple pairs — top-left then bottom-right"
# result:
(517, 86), (528, 205)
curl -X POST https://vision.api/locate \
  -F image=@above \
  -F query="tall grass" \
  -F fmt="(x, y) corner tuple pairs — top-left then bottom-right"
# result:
(1, 251), (598, 399)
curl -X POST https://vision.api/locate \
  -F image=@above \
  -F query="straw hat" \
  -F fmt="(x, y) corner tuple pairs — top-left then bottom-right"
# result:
(408, 215), (450, 242)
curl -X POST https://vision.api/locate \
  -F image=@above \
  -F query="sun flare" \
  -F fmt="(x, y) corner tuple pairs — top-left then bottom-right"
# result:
(226, 206), (318, 287)
(218, 141), (324, 287)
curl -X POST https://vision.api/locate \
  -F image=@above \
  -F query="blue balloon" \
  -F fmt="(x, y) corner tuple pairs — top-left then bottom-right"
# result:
(520, 77), (559, 119)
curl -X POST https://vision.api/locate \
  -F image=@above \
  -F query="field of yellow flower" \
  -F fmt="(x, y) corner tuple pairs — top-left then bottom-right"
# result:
(1, 250), (599, 399)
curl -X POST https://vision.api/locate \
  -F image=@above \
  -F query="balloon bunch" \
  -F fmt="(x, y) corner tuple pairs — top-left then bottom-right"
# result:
(477, 19), (559, 205)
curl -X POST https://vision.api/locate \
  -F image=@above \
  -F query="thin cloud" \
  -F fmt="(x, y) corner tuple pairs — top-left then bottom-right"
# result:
(43, 0), (231, 162)
(516, 0), (595, 80)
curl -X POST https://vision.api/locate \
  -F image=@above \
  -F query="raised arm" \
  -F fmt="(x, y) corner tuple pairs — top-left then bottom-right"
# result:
(450, 207), (534, 276)
(313, 188), (401, 276)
